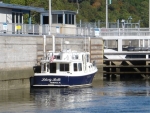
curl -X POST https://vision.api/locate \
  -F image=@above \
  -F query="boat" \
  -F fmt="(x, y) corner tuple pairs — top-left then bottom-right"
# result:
(31, 35), (98, 87)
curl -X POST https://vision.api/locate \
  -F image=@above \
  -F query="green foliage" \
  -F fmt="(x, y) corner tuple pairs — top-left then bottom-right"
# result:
(9, 0), (25, 5)
(2, 0), (149, 27)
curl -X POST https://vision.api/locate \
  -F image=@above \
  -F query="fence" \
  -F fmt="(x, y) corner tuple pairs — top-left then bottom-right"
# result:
(0, 23), (150, 36)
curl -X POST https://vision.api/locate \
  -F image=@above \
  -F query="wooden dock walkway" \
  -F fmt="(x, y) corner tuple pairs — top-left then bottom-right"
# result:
(103, 51), (150, 79)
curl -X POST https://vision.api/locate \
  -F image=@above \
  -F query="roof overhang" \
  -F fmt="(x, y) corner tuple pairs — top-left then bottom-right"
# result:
(41, 10), (77, 15)
(0, 3), (45, 13)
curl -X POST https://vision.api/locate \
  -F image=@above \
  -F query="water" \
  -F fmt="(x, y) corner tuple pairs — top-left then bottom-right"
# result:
(0, 80), (150, 113)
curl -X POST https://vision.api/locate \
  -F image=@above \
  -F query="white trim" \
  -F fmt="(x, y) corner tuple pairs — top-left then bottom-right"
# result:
(34, 69), (97, 76)
(33, 84), (69, 87)
(33, 83), (91, 87)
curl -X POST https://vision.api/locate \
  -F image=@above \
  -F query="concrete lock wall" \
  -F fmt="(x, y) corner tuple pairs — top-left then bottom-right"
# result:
(0, 35), (38, 90)
(0, 35), (103, 90)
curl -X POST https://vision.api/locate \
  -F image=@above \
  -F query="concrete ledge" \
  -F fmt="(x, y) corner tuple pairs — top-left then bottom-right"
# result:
(0, 68), (33, 90)
(0, 68), (33, 80)
(0, 79), (30, 90)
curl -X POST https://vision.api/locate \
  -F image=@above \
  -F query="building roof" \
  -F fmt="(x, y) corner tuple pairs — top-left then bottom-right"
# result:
(0, 2), (45, 13)
(41, 10), (77, 15)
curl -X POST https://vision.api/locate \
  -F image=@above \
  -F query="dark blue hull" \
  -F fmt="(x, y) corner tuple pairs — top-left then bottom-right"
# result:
(32, 72), (96, 87)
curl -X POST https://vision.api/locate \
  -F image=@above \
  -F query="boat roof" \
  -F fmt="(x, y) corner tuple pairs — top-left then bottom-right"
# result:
(41, 60), (72, 63)
(41, 59), (83, 63)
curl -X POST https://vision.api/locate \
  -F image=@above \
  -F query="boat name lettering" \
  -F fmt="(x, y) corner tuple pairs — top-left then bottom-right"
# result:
(41, 78), (61, 82)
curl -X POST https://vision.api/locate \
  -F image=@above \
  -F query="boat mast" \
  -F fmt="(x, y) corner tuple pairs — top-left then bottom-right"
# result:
(52, 35), (55, 53)
(42, 35), (47, 73)
(43, 35), (46, 59)
(84, 27), (87, 52)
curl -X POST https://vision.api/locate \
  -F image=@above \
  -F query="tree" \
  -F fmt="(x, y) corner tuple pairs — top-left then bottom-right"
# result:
(1, 0), (149, 27)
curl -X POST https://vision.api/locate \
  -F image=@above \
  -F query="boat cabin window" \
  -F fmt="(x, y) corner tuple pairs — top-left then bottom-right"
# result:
(74, 63), (82, 71)
(41, 63), (47, 72)
(41, 63), (52, 73)
(75, 55), (78, 59)
(47, 64), (50, 72)
(54, 55), (60, 59)
(78, 63), (82, 71)
(44, 63), (46, 71)
(50, 63), (56, 73)
(74, 63), (77, 71)
(72, 55), (78, 59)
(60, 63), (69, 71)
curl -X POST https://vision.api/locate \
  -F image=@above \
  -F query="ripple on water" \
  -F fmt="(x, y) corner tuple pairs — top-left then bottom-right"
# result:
(0, 80), (150, 113)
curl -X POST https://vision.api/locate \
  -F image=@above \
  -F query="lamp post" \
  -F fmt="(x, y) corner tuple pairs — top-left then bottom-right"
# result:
(106, 0), (108, 28)
(128, 16), (132, 28)
(76, 0), (79, 14)
(128, 16), (132, 23)
(121, 19), (125, 28)
(149, 0), (150, 28)
(106, 0), (111, 28)
(149, 0), (150, 47)
(49, 0), (51, 35)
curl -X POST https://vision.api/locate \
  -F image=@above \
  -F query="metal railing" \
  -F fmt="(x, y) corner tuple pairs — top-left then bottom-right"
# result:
(0, 23), (150, 36)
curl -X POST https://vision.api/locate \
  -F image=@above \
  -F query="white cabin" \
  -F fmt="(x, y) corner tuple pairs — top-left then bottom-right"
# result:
(39, 50), (96, 75)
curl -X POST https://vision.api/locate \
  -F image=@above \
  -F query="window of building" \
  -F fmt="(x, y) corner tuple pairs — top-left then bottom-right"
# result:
(72, 15), (74, 24)
(43, 16), (49, 24)
(69, 14), (71, 24)
(52, 14), (57, 23)
(60, 63), (69, 71)
(58, 14), (63, 23)
(20, 13), (22, 23)
(65, 14), (68, 24)
(51, 13), (75, 25)
(12, 12), (23, 24)
(16, 13), (18, 23)
(12, 12), (15, 23)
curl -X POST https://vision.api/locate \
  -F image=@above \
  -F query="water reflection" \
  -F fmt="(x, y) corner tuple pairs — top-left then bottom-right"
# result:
(146, 80), (150, 96)
(30, 80), (104, 110)
(0, 88), (31, 103)
(0, 88), (33, 113)
(0, 80), (150, 113)
(30, 87), (98, 110)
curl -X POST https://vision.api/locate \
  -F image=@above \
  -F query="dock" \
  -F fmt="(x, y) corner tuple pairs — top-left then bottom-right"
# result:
(103, 53), (150, 79)
(103, 36), (150, 80)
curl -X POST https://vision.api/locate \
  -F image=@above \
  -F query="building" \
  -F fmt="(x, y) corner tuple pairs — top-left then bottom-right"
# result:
(0, 2), (45, 24)
(0, 2), (77, 35)
(40, 10), (77, 35)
